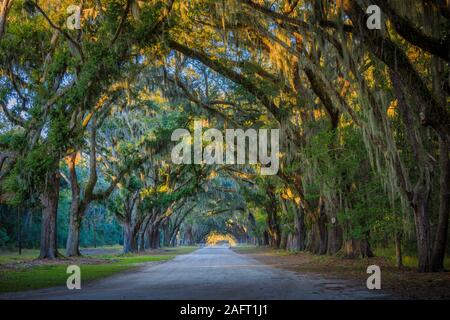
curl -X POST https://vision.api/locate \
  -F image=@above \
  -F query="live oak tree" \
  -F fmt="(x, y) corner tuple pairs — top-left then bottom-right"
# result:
(162, 0), (449, 272)
(0, 0), (448, 273)
(0, 0), (175, 258)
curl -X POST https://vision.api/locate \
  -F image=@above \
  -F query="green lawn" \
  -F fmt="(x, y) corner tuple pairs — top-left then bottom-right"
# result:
(0, 246), (198, 294)
(373, 246), (450, 269)
(0, 249), (41, 265)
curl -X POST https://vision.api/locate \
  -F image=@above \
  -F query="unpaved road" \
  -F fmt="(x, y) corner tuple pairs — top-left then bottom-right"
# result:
(0, 246), (390, 300)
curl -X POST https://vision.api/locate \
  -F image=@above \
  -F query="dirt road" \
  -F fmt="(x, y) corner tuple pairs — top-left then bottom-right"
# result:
(0, 246), (390, 300)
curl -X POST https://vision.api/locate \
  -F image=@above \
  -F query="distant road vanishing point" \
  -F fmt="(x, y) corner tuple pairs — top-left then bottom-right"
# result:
(0, 246), (390, 300)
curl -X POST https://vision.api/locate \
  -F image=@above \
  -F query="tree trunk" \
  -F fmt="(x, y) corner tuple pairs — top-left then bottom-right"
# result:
(66, 151), (82, 257)
(391, 70), (434, 272)
(145, 224), (153, 250)
(0, 0), (12, 40)
(93, 220), (96, 248)
(413, 197), (432, 272)
(138, 231), (145, 252)
(279, 230), (288, 250)
(395, 232), (403, 269)
(66, 215), (81, 256)
(306, 224), (320, 254)
(145, 224), (160, 249)
(17, 207), (22, 255)
(293, 205), (306, 251)
(317, 200), (328, 255)
(262, 230), (269, 246)
(169, 226), (179, 247)
(184, 226), (193, 245)
(39, 169), (61, 259)
(344, 237), (374, 258)
(266, 209), (280, 248)
(162, 224), (170, 247)
(123, 222), (138, 253)
(150, 227), (160, 249)
(268, 229), (280, 248)
(286, 233), (293, 251)
(431, 135), (450, 271)
(327, 221), (343, 255)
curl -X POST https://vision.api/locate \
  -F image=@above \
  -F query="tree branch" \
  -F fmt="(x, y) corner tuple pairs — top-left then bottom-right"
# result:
(0, 0), (13, 40)
(31, 1), (84, 62)
(373, 0), (449, 62)
(0, 101), (26, 127)
(168, 39), (280, 120)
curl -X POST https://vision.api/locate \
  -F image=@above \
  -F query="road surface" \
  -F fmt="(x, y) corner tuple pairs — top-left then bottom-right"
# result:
(0, 246), (389, 300)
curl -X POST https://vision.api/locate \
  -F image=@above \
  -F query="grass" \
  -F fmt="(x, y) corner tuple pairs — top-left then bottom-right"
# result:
(373, 247), (450, 270)
(233, 245), (450, 300)
(234, 245), (450, 270)
(0, 249), (41, 265)
(103, 254), (175, 264)
(0, 264), (130, 293)
(0, 245), (198, 294)
(162, 246), (200, 255)
(80, 244), (123, 250)
(0, 245), (197, 265)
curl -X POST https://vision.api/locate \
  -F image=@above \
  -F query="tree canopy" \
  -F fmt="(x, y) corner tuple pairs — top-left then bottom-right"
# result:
(0, 0), (448, 273)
